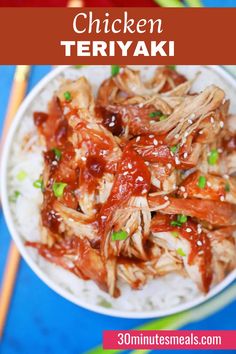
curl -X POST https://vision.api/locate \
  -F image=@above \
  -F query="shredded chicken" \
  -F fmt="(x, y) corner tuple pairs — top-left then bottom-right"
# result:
(28, 66), (236, 297)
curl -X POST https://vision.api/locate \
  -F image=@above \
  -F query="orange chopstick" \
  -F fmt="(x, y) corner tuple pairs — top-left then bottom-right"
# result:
(0, 65), (30, 339)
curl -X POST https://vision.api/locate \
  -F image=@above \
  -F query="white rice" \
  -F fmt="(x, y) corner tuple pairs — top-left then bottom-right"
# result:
(6, 66), (236, 313)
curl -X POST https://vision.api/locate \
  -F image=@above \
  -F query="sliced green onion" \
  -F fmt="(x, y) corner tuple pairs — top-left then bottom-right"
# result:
(177, 214), (188, 224)
(64, 91), (72, 102)
(170, 220), (182, 227)
(111, 229), (128, 241)
(33, 178), (43, 191)
(149, 111), (162, 118)
(225, 182), (230, 192)
(98, 298), (112, 308)
(74, 65), (83, 69)
(52, 182), (67, 198)
(208, 149), (219, 165)
(16, 170), (27, 181)
(198, 175), (206, 189)
(170, 144), (180, 154)
(159, 114), (167, 121)
(52, 148), (62, 161)
(111, 65), (120, 77)
(171, 231), (179, 238)
(9, 190), (21, 203)
(177, 248), (186, 257)
(168, 65), (176, 71)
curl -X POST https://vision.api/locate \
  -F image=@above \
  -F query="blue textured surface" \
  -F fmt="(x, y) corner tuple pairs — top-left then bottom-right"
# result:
(0, 66), (235, 354)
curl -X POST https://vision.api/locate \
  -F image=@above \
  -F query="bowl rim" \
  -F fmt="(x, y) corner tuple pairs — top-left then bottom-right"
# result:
(1, 65), (236, 319)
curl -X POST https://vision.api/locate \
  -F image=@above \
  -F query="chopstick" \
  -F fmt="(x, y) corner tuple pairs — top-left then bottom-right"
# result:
(0, 65), (30, 339)
(0, 1), (84, 341)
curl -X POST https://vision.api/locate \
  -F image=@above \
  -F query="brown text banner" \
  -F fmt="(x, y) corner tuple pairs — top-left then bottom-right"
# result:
(0, 8), (234, 64)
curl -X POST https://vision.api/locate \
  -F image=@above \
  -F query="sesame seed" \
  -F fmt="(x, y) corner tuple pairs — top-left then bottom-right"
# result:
(223, 174), (229, 180)
(137, 176), (144, 182)
(164, 196), (169, 201)
(126, 227), (130, 233)
(167, 163), (172, 169)
(174, 134), (180, 139)
(220, 121), (224, 128)
(142, 189), (148, 194)
(136, 136), (141, 142)
(111, 115), (116, 122)
(175, 157), (180, 165)
(198, 250), (204, 255)
(198, 130), (203, 135)
(101, 216), (107, 220)
(68, 218), (74, 222)
(218, 148), (223, 153)
(123, 171), (128, 176)
(183, 152), (188, 159)
(52, 161), (58, 166)
(188, 119), (193, 124)
(81, 156), (86, 161)
(190, 113), (196, 119)
(145, 161), (150, 166)
(64, 106), (70, 114)
(180, 186), (186, 192)
(207, 181), (212, 187)
(210, 117), (215, 123)
(197, 240), (203, 246)
(109, 122), (115, 127)
(183, 192), (188, 198)
(153, 139), (158, 146)
(186, 228), (192, 233)
(220, 196), (225, 202)
(149, 134), (154, 138)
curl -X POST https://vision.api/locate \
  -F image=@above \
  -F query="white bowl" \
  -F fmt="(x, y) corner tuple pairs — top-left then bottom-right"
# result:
(1, 65), (236, 319)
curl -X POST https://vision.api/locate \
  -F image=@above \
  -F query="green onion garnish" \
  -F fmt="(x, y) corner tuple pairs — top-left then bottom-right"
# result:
(225, 182), (230, 192)
(170, 144), (180, 154)
(149, 111), (162, 118)
(159, 115), (167, 121)
(98, 298), (112, 308)
(111, 65), (120, 77)
(168, 65), (176, 71)
(177, 248), (186, 257)
(198, 175), (206, 189)
(16, 170), (27, 181)
(52, 148), (62, 161)
(52, 182), (67, 198)
(171, 231), (179, 238)
(9, 190), (21, 203)
(64, 91), (72, 102)
(111, 230), (128, 241)
(177, 214), (188, 224)
(33, 178), (43, 190)
(170, 220), (182, 227)
(208, 149), (219, 165)
(171, 214), (188, 228)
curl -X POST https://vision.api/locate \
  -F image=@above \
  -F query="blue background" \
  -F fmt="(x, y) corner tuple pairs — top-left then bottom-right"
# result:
(0, 65), (236, 354)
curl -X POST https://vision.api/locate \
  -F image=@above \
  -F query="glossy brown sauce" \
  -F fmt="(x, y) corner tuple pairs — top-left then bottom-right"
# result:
(222, 136), (236, 152)
(96, 106), (124, 136)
